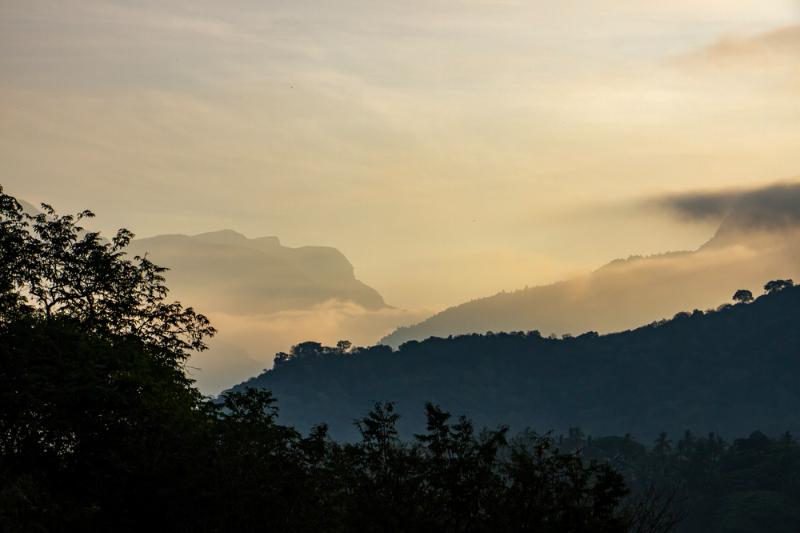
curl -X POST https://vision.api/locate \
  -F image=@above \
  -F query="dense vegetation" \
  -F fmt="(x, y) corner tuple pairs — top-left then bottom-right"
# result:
(235, 282), (800, 442)
(559, 428), (800, 533)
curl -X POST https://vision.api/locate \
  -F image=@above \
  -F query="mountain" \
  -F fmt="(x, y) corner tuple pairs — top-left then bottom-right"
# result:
(230, 284), (800, 442)
(125, 229), (394, 394)
(380, 187), (800, 347)
(128, 229), (388, 315)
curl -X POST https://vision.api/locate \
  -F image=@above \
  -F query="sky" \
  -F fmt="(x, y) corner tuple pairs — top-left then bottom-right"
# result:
(2, 0), (800, 314)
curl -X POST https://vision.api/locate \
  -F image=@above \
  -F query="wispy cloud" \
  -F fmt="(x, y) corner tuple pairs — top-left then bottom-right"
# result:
(670, 24), (800, 68)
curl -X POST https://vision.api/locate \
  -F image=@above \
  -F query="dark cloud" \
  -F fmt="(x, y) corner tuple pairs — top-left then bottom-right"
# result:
(654, 181), (800, 230)
(730, 182), (800, 231)
(654, 190), (741, 222)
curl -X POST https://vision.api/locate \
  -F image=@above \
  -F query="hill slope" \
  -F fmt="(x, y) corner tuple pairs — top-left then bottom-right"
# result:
(381, 195), (800, 347)
(231, 284), (800, 442)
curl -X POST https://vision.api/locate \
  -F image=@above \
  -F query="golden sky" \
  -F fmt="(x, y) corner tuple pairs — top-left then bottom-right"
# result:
(3, 0), (800, 311)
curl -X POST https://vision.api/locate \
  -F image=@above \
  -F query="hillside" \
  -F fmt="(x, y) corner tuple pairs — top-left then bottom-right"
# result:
(231, 283), (800, 442)
(380, 191), (800, 347)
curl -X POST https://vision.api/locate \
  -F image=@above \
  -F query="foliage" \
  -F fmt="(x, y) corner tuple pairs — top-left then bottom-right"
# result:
(236, 283), (800, 443)
(732, 289), (753, 304)
(0, 187), (217, 531)
(764, 279), (794, 294)
(0, 187), (215, 365)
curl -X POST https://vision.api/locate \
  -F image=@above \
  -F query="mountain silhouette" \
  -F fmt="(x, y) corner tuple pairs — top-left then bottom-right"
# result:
(230, 284), (800, 442)
(128, 229), (388, 315)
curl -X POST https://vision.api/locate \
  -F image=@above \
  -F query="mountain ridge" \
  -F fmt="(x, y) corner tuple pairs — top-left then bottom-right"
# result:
(380, 204), (800, 347)
(230, 283), (800, 442)
(128, 229), (389, 314)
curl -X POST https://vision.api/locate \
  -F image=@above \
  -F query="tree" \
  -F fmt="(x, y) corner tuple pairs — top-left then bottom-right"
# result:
(500, 432), (630, 532)
(0, 187), (215, 365)
(334, 402), (424, 533)
(0, 187), (216, 531)
(415, 402), (508, 532)
(764, 279), (794, 294)
(732, 289), (754, 304)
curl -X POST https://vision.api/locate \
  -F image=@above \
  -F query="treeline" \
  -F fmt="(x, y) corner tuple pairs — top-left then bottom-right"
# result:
(551, 427), (800, 533)
(234, 282), (800, 442)
(1, 335), (646, 533)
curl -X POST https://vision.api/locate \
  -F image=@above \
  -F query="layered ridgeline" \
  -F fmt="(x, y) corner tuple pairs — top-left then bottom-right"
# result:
(128, 230), (386, 314)
(381, 181), (800, 347)
(125, 230), (392, 394)
(230, 283), (800, 442)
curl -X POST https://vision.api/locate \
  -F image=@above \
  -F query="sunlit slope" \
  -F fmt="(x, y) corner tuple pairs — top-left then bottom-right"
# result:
(231, 285), (800, 442)
(381, 198), (800, 347)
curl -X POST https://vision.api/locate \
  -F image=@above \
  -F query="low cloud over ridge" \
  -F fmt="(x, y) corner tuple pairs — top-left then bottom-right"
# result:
(653, 180), (800, 230)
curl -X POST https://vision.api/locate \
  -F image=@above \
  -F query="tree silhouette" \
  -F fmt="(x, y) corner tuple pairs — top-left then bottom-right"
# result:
(0, 187), (215, 364)
(764, 279), (794, 294)
(0, 187), (215, 531)
(732, 289), (753, 304)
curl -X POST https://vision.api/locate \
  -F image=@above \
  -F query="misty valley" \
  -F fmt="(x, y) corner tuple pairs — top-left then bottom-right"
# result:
(3, 187), (800, 533)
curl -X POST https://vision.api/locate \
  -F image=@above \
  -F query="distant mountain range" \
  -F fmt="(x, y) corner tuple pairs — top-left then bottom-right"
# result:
(380, 184), (800, 347)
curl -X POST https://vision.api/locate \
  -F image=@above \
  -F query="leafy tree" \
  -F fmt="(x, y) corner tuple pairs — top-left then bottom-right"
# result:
(732, 289), (754, 304)
(333, 402), (424, 533)
(500, 431), (629, 532)
(0, 188), (215, 531)
(415, 403), (508, 532)
(0, 187), (215, 364)
(764, 279), (794, 294)
(197, 388), (338, 533)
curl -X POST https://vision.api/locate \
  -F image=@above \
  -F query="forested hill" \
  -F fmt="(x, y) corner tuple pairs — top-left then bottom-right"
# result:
(231, 283), (800, 442)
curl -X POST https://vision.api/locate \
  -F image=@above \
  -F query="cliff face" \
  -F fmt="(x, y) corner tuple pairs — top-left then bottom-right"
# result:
(128, 229), (388, 315)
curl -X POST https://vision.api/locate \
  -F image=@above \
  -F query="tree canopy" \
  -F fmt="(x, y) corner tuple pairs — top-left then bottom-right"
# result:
(764, 279), (794, 294)
(732, 289), (753, 304)
(0, 188), (215, 364)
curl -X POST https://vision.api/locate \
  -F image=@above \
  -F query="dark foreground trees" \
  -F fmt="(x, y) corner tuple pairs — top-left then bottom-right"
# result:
(0, 189), (677, 532)
(0, 187), (216, 530)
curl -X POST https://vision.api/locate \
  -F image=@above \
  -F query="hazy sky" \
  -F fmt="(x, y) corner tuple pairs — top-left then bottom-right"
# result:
(3, 0), (800, 310)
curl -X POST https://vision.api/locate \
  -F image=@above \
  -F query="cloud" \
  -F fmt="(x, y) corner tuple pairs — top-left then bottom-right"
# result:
(652, 180), (800, 231)
(653, 189), (743, 222)
(670, 24), (800, 69)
